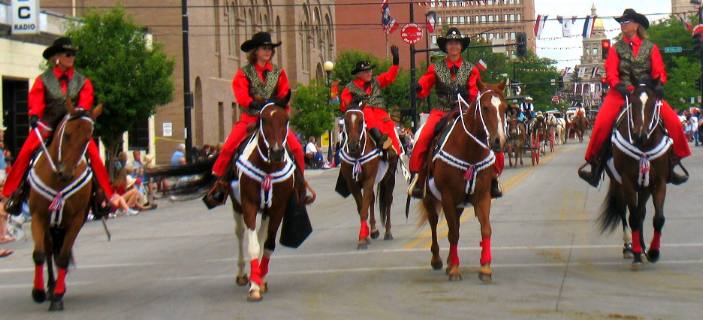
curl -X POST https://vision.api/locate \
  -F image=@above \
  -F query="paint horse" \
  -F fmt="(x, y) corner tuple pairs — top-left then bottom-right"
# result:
(338, 103), (398, 249)
(28, 98), (103, 311)
(600, 83), (676, 269)
(419, 81), (507, 282)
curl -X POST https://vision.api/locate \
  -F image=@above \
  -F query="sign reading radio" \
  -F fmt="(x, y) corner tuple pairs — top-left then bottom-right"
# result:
(11, 0), (40, 35)
(401, 23), (423, 45)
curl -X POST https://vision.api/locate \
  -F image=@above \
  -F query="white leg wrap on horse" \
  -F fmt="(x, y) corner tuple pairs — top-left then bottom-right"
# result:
(246, 229), (260, 261)
(249, 282), (260, 293)
(624, 229), (632, 243)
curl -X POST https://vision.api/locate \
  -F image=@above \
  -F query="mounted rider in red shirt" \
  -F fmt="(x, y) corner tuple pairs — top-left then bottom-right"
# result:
(578, 9), (690, 187)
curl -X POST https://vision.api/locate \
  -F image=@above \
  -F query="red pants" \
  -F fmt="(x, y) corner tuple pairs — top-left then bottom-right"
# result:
(363, 106), (401, 154)
(2, 129), (114, 199)
(213, 113), (305, 177)
(585, 90), (691, 162)
(409, 109), (504, 175)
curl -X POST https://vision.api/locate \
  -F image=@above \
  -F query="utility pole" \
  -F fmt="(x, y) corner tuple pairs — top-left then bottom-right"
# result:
(409, 0), (418, 130)
(181, 0), (194, 163)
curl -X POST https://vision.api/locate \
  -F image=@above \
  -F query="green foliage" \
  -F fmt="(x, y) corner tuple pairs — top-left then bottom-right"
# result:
(66, 7), (174, 155)
(291, 82), (335, 138)
(665, 56), (701, 109)
(333, 50), (390, 86)
(647, 15), (698, 67)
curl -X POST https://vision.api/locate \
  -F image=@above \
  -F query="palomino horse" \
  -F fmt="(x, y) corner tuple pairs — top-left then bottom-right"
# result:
(506, 107), (526, 167)
(339, 104), (397, 249)
(28, 99), (102, 311)
(228, 103), (298, 301)
(419, 81), (507, 282)
(600, 84), (673, 269)
(571, 109), (588, 143)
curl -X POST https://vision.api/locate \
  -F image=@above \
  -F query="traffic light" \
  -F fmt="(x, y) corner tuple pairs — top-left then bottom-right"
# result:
(601, 39), (611, 60)
(516, 32), (527, 58)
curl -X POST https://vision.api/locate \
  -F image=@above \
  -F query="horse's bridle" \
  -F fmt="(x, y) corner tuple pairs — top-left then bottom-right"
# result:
(457, 90), (503, 151)
(36, 113), (94, 174)
(617, 87), (663, 144)
(256, 103), (290, 163)
(342, 106), (367, 155)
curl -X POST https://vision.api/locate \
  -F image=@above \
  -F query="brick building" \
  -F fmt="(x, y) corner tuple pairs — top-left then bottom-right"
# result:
(42, 0), (336, 163)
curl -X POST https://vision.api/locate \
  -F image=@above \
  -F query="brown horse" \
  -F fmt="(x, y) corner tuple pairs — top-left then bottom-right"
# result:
(506, 107), (526, 167)
(339, 105), (397, 249)
(28, 99), (102, 311)
(226, 102), (299, 302)
(419, 81), (507, 282)
(599, 84), (672, 269)
(571, 110), (588, 143)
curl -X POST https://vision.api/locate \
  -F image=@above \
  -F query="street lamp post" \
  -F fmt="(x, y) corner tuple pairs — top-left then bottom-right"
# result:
(323, 60), (335, 164)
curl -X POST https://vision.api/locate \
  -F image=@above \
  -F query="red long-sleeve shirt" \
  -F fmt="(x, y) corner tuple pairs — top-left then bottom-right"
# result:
(604, 35), (667, 89)
(340, 65), (399, 112)
(417, 58), (480, 103)
(232, 62), (290, 109)
(28, 66), (94, 118)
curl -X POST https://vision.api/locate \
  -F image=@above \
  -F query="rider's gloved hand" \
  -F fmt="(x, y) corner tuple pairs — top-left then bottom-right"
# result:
(413, 82), (423, 94)
(615, 83), (630, 98)
(29, 116), (39, 129)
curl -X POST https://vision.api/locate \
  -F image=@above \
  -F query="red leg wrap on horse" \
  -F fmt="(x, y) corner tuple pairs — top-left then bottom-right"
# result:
(494, 152), (504, 176)
(449, 244), (460, 266)
(480, 237), (492, 266)
(359, 220), (369, 240)
(650, 231), (661, 251)
(249, 259), (263, 286)
(259, 256), (270, 278)
(631, 231), (642, 254)
(55, 268), (67, 295)
(34, 265), (44, 290)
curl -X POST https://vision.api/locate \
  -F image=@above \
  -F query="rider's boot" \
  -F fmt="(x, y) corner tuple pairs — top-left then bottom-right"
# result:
(490, 177), (503, 198)
(203, 168), (234, 209)
(668, 157), (689, 185)
(369, 128), (396, 158)
(578, 157), (605, 188)
(4, 180), (28, 216)
(408, 166), (428, 199)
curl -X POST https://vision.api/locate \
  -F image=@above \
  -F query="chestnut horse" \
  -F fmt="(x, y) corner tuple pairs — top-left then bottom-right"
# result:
(228, 103), (298, 301)
(571, 110), (588, 143)
(419, 81), (507, 282)
(506, 107), (526, 167)
(600, 84), (673, 269)
(339, 105), (397, 249)
(28, 99), (102, 311)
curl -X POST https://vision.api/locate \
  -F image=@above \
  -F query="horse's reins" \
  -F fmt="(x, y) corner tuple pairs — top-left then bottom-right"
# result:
(341, 105), (381, 181)
(458, 91), (495, 151)
(256, 103), (290, 163)
(34, 114), (93, 174)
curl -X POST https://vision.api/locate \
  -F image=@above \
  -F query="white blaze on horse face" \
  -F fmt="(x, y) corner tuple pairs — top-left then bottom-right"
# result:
(491, 95), (506, 143)
(639, 91), (649, 127)
(350, 113), (358, 127)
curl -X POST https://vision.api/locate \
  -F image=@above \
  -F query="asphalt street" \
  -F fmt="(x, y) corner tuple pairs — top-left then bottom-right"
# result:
(1, 138), (702, 319)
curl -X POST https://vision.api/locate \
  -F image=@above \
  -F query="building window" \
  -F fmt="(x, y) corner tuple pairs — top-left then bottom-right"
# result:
(128, 118), (149, 150)
(517, 14), (521, 21)
(459, 16), (465, 24)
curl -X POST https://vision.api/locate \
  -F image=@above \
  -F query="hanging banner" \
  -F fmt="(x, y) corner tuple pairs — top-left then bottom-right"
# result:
(11, 0), (40, 35)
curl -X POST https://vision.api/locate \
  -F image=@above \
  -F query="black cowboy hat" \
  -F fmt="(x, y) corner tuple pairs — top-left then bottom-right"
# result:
(437, 27), (470, 53)
(351, 60), (375, 75)
(240, 32), (282, 52)
(42, 37), (79, 60)
(615, 9), (649, 30)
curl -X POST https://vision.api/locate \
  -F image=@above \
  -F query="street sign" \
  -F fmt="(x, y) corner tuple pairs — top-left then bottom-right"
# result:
(11, 0), (40, 35)
(664, 46), (683, 53)
(401, 24), (423, 45)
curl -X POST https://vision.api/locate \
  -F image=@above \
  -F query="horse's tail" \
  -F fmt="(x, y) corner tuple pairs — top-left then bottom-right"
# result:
(597, 181), (627, 234)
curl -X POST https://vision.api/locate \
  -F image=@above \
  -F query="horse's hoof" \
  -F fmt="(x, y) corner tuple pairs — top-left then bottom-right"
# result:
(479, 265), (493, 283)
(247, 289), (263, 302)
(384, 232), (393, 241)
(236, 275), (249, 286)
(623, 243), (634, 259)
(646, 249), (660, 264)
(260, 282), (268, 294)
(32, 289), (46, 303)
(631, 254), (644, 271)
(447, 267), (462, 281)
(370, 230), (380, 240)
(431, 258), (443, 271)
(48, 300), (64, 312)
(357, 242), (368, 250)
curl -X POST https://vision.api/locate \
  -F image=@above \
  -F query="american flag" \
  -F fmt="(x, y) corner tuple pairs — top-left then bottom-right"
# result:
(382, 0), (398, 34)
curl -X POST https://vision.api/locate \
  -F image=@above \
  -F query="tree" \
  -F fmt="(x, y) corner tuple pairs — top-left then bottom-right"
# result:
(665, 56), (701, 109)
(291, 82), (335, 138)
(66, 7), (174, 175)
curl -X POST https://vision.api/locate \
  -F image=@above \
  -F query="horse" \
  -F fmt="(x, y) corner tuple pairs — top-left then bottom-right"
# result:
(28, 98), (102, 311)
(529, 114), (547, 165)
(571, 109), (588, 143)
(599, 83), (673, 269)
(545, 113), (559, 152)
(555, 115), (567, 145)
(338, 104), (397, 249)
(505, 107), (526, 167)
(418, 81), (507, 282)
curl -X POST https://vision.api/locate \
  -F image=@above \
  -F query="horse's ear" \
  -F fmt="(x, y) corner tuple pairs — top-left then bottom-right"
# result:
(66, 96), (75, 114)
(91, 104), (103, 120)
(477, 80), (486, 92)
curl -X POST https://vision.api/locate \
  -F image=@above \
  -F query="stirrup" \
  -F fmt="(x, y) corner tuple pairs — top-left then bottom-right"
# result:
(669, 162), (689, 185)
(577, 162), (601, 188)
(408, 174), (425, 199)
(490, 179), (503, 199)
(202, 180), (230, 209)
